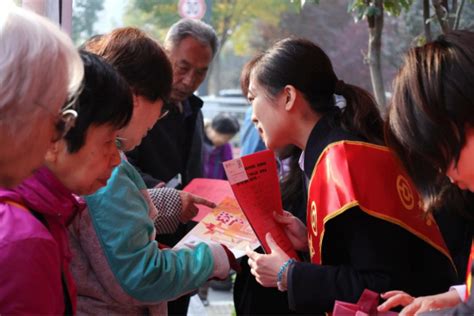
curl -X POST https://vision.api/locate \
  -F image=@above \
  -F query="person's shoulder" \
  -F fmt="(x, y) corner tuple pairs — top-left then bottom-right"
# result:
(86, 160), (143, 205)
(326, 127), (363, 145)
(0, 202), (53, 245)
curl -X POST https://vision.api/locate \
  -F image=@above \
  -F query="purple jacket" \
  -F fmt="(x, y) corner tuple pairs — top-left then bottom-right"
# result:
(203, 141), (233, 180)
(0, 167), (85, 314)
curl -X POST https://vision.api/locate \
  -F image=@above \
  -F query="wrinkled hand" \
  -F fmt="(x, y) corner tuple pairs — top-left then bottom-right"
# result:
(178, 191), (216, 223)
(274, 210), (308, 251)
(246, 233), (290, 288)
(378, 290), (461, 315)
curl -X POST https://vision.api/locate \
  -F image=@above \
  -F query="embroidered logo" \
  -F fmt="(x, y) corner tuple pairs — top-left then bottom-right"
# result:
(396, 175), (414, 210)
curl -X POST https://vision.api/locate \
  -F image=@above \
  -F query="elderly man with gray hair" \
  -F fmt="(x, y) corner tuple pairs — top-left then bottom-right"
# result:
(126, 18), (219, 314)
(0, 2), (83, 188)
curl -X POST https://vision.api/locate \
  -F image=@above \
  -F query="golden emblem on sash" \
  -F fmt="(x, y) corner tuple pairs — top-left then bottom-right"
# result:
(396, 175), (414, 210)
(310, 200), (318, 236)
(309, 236), (315, 259)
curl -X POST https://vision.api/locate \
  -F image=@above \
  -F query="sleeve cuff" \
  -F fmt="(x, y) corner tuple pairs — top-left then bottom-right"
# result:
(148, 188), (181, 234)
(287, 262), (297, 311)
(449, 284), (466, 301)
(207, 243), (230, 280)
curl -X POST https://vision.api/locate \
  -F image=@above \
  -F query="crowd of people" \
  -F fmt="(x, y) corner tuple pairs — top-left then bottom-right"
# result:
(1, 1), (474, 315)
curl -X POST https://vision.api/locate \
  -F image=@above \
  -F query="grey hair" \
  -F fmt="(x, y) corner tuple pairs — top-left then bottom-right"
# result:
(165, 18), (219, 57)
(0, 2), (84, 136)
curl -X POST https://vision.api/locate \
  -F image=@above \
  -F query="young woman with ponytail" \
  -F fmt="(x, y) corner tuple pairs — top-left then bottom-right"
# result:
(244, 38), (457, 314)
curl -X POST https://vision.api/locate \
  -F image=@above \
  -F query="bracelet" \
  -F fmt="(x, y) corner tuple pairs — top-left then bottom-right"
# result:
(276, 258), (295, 292)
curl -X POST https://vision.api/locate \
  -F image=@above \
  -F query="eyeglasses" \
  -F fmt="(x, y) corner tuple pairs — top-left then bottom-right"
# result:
(115, 137), (126, 151)
(37, 101), (78, 142)
(55, 106), (78, 140)
(159, 109), (170, 121)
(114, 105), (169, 151)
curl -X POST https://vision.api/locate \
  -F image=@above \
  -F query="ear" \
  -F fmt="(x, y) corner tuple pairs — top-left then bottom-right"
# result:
(44, 141), (62, 164)
(132, 94), (142, 108)
(283, 85), (297, 111)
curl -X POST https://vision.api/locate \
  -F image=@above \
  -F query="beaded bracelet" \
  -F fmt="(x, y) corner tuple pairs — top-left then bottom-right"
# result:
(276, 258), (295, 292)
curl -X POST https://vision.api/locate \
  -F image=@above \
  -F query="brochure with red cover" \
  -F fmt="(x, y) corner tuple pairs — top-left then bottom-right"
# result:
(333, 289), (397, 316)
(223, 149), (299, 260)
(183, 178), (235, 222)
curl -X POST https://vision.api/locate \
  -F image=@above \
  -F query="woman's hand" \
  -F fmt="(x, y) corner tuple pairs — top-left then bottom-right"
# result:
(378, 290), (461, 315)
(378, 291), (415, 312)
(178, 191), (216, 223)
(274, 210), (308, 251)
(246, 233), (290, 288)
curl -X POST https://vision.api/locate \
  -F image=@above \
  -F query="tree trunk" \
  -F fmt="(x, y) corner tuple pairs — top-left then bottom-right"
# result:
(212, 54), (222, 95)
(449, 0), (457, 28)
(454, 0), (466, 30)
(197, 0), (213, 96)
(432, 0), (452, 33)
(423, 0), (432, 42)
(367, 0), (386, 108)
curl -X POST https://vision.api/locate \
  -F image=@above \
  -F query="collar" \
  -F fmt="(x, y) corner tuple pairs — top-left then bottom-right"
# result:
(303, 112), (363, 179)
(167, 94), (204, 118)
(298, 150), (305, 172)
(12, 167), (85, 225)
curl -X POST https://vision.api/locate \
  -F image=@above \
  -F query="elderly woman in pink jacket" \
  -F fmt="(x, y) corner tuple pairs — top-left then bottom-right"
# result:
(0, 51), (133, 314)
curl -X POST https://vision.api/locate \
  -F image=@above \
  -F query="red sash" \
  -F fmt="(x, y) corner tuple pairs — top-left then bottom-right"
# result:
(306, 141), (452, 267)
(466, 241), (474, 301)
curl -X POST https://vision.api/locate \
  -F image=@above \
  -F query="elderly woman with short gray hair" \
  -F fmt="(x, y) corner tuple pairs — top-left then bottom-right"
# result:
(0, 3), (83, 187)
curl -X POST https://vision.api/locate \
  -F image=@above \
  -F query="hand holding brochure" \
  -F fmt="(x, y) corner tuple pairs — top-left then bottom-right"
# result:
(223, 149), (299, 260)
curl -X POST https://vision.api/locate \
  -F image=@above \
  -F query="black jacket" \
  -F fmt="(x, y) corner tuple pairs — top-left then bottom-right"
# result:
(286, 114), (458, 314)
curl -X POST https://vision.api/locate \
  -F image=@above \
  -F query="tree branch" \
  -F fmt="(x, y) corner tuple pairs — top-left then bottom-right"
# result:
(431, 0), (452, 33)
(423, 0), (432, 42)
(453, 0), (465, 30)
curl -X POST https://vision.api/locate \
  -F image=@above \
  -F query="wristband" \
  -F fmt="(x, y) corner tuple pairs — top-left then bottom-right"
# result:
(277, 258), (295, 292)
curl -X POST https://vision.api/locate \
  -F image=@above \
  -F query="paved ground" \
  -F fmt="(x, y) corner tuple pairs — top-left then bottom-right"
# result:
(188, 288), (234, 316)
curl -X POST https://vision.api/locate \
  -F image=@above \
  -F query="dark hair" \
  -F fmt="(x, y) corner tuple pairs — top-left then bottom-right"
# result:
(385, 30), (474, 205)
(279, 145), (306, 219)
(86, 27), (172, 102)
(240, 54), (263, 97)
(64, 51), (133, 153)
(251, 37), (383, 144)
(211, 113), (240, 135)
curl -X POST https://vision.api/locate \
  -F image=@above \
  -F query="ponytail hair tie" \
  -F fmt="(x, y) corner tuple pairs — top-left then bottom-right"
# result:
(334, 80), (346, 95)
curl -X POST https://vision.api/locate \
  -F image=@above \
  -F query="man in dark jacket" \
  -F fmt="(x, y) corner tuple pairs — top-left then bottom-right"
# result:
(127, 18), (218, 189)
(126, 18), (219, 315)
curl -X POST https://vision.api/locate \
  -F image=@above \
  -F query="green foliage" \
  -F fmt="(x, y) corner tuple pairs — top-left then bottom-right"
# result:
(124, 0), (178, 39)
(349, 0), (414, 22)
(72, 0), (104, 45)
(123, 0), (299, 55)
(384, 0), (412, 16)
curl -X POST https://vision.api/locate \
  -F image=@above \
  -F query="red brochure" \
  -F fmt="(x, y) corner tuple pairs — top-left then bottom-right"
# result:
(183, 178), (235, 222)
(333, 289), (397, 316)
(223, 150), (299, 260)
